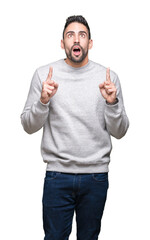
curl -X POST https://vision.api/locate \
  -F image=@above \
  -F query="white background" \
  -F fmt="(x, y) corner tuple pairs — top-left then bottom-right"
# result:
(0, 0), (150, 239)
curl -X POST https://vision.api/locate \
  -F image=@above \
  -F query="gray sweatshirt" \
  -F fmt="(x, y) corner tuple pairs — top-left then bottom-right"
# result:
(21, 59), (129, 173)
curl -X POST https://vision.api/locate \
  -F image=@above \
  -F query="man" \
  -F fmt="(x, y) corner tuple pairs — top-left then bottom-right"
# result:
(21, 15), (129, 240)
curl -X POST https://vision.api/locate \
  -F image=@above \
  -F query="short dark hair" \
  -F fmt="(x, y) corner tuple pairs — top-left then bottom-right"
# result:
(63, 15), (91, 40)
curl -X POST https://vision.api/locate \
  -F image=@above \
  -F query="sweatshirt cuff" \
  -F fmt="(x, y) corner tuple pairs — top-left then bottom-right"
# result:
(35, 99), (50, 111)
(106, 98), (118, 105)
(104, 99), (122, 115)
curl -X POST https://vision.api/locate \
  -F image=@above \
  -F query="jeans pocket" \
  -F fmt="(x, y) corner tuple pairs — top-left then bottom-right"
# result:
(92, 172), (108, 182)
(45, 171), (61, 180)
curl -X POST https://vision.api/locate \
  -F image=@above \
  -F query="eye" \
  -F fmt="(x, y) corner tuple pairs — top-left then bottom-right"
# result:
(68, 33), (73, 38)
(80, 33), (86, 38)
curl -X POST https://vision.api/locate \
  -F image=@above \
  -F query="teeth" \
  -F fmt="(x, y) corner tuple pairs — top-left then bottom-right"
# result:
(73, 46), (80, 50)
(73, 48), (80, 51)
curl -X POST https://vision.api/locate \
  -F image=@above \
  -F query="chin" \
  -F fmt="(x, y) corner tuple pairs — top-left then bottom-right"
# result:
(70, 55), (84, 63)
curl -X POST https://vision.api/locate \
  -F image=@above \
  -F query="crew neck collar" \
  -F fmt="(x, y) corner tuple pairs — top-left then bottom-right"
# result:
(62, 58), (91, 71)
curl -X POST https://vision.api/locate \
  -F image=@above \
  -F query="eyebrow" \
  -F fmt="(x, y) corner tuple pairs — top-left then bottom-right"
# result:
(65, 31), (87, 35)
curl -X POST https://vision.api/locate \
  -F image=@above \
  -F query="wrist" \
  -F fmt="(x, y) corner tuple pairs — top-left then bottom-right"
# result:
(106, 98), (118, 105)
(40, 98), (50, 105)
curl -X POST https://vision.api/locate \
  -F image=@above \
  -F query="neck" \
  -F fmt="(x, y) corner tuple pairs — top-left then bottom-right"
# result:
(65, 56), (89, 68)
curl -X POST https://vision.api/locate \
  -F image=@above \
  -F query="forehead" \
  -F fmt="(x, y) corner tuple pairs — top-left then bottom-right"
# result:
(64, 22), (88, 34)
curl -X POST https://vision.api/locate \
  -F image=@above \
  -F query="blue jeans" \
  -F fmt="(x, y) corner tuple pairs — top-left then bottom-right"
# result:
(42, 171), (109, 240)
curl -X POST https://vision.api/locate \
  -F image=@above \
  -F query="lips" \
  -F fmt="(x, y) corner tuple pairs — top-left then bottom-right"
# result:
(72, 45), (81, 56)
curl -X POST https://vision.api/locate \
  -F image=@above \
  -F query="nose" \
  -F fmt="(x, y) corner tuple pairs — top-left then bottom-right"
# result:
(74, 34), (80, 43)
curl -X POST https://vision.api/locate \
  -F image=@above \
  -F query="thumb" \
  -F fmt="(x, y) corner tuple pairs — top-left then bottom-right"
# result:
(99, 83), (104, 89)
(54, 82), (59, 88)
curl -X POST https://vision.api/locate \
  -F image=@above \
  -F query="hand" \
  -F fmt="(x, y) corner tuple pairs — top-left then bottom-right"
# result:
(99, 67), (117, 104)
(40, 67), (59, 104)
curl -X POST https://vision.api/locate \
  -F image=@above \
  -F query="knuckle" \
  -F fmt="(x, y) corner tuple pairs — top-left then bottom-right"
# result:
(43, 84), (46, 90)
(43, 81), (47, 87)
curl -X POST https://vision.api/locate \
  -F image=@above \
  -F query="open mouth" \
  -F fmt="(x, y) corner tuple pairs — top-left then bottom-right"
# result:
(72, 46), (81, 56)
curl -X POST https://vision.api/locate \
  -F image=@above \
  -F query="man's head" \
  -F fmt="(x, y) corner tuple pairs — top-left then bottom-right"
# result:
(61, 15), (93, 67)
(62, 15), (91, 40)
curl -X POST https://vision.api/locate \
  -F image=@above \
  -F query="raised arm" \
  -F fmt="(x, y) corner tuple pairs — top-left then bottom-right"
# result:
(20, 67), (59, 134)
(99, 68), (129, 139)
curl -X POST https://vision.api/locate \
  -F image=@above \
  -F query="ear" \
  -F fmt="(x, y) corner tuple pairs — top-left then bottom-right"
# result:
(88, 39), (93, 50)
(61, 39), (65, 49)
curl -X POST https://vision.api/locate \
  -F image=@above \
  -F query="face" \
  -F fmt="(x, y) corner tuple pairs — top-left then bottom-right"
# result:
(61, 22), (93, 67)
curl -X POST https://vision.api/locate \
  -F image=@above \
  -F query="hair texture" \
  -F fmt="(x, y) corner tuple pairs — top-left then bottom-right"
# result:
(63, 15), (91, 40)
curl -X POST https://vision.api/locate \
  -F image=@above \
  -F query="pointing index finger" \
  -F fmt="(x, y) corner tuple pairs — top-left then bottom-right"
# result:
(47, 66), (53, 82)
(106, 67), (111, 83)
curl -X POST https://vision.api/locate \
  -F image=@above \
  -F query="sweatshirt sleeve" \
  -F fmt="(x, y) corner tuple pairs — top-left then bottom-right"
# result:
(20, 69), (50, 134)
(104, 74), (129, 139)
